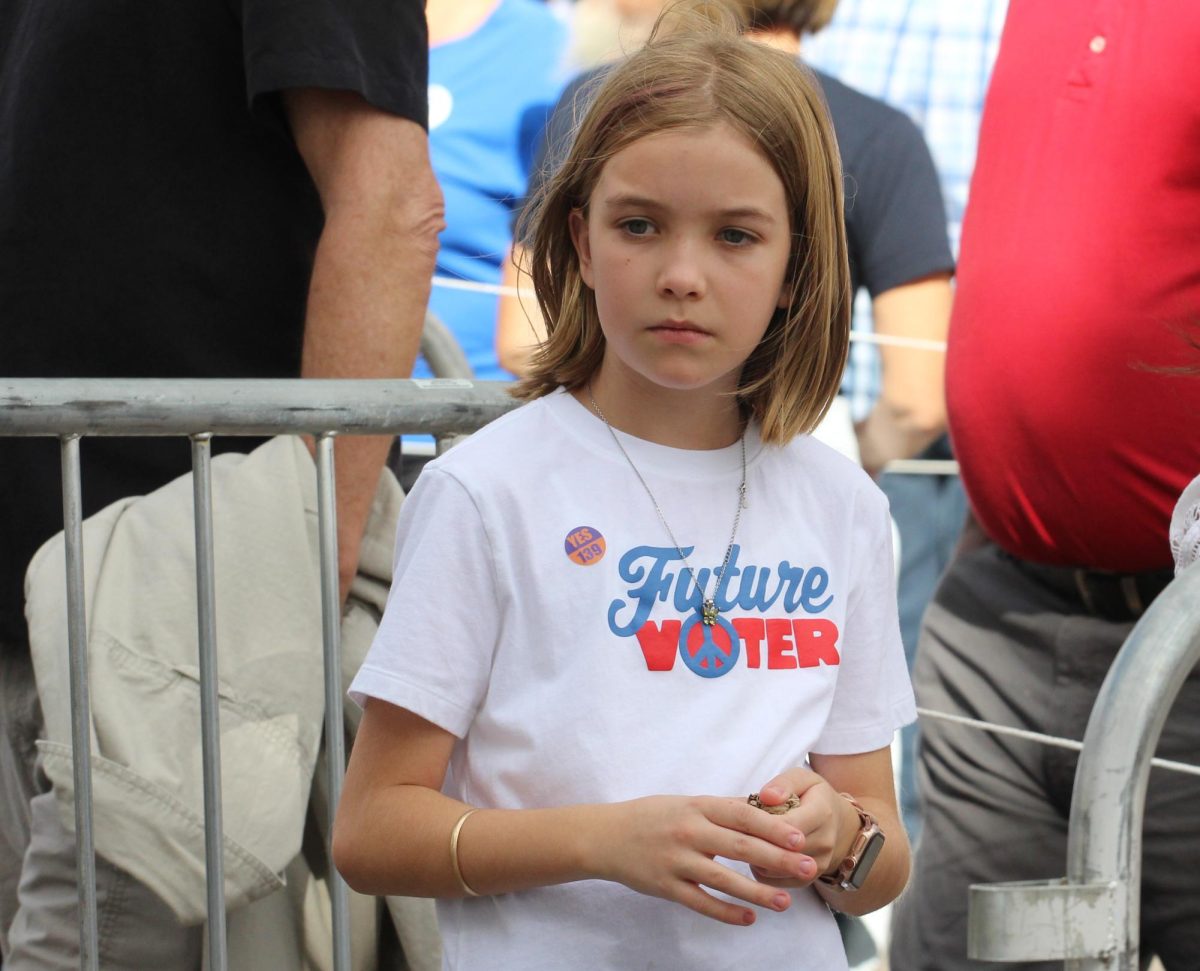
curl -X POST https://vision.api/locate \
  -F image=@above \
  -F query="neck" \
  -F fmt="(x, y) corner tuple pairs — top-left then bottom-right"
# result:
(747, 27), (802, 57)
(426, 0), (500, 46)
(577, 376), (744, 450)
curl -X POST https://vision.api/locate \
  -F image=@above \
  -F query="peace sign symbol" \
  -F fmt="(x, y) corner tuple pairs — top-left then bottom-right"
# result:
(679, 613), (741, 678)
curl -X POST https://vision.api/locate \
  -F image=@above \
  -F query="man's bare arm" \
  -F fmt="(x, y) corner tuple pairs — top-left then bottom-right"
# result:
(284, 88), (445, 599)
(855, 273), (953, 477)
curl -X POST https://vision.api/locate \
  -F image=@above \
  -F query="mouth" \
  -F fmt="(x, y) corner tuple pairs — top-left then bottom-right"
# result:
(650, 320), (710, 336)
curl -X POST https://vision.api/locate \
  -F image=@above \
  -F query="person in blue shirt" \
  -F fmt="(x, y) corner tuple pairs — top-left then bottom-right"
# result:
(420, 0), (570, 385)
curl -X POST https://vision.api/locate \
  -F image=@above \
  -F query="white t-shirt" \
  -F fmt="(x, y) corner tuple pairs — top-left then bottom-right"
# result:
(351, 389), (915, 971)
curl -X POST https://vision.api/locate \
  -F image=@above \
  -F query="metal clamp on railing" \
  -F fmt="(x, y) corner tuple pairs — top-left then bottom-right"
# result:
(969, 879), (1122, 963)
(967, 564), (1200, 970)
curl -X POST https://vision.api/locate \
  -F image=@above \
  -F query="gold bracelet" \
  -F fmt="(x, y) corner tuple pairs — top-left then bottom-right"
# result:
(449, 808), (481, 897)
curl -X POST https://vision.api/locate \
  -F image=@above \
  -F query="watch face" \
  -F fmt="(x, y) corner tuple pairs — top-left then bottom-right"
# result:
(847, 831), (886, 891)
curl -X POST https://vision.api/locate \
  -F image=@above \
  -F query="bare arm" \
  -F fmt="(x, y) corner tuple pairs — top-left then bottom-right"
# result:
(855, 273), (953, 477)
(751, 747), (910, 916)
(333, 699), (818, 926)
(495, 244), (545, 377)
(283, 88), (444, 599)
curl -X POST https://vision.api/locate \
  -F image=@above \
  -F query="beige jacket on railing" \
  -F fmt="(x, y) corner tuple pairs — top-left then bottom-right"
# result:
(23, 435), (439, 970)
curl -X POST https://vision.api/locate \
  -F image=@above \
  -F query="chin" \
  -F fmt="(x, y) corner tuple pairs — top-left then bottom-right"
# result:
(645, 371), (737, 395)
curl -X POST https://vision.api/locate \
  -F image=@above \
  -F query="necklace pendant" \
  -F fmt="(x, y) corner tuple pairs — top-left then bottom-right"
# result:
(701, 599), (719, 626)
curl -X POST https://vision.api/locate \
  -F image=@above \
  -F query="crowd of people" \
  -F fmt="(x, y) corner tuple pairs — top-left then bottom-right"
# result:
(1, 0), (1198, 969)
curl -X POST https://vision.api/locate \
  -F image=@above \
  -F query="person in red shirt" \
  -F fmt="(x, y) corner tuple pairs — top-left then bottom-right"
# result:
(889, 2), (1200, 968)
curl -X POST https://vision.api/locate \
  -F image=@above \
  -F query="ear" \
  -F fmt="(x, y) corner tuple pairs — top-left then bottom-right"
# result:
(569, 209), (595, 289)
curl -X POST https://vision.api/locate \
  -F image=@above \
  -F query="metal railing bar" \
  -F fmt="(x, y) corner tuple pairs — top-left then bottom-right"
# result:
(1066, 567), (1200, 970)
(0, 379), (518, 437)
(881, 458), (959, 476)
(61, 434), (99, 971)
(1, 381), (965, 478)
(316, 434), (352, 971)
(916, 706), (1200, 779)
(191, 434), (228, 970)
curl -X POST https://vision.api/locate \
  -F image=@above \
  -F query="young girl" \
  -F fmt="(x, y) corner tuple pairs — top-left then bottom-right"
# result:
(335, 7), (915, 967)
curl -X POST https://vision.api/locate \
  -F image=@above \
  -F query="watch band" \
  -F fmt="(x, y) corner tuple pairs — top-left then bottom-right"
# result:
(817, 793), (885, 892)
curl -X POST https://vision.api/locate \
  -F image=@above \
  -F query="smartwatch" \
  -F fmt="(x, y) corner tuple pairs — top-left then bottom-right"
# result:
(817, 793), (885, 892)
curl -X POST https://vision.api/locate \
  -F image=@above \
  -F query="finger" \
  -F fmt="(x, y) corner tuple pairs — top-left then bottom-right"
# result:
(750, 864), (816, 889)
(780, 801), (830, 836)
(688, 858), (795, 914)
(750, 873), (801, 889)
(756, 767), (819, 806)
(675, 882), (759, 926)
(781, 793), (843, 857)
(711, 828), (814, 881)
(749, 860), (815, 881)
(789, 770), (829, 799)
(713, 798), (805, 850)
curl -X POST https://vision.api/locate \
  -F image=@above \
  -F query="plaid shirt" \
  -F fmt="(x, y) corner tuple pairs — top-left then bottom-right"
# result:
(804, 0), (1009, 417)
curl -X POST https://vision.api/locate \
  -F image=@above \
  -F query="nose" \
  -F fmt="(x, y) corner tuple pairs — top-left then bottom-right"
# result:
(656, 239), (706, 300)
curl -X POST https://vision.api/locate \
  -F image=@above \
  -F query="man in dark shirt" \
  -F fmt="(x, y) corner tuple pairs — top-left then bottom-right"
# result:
(0, 0), (443, 964)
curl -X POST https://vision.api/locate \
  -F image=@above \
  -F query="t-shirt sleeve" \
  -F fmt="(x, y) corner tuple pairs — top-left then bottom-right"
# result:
(847, 111), (954, 297)
(812, 492), (916, 754)
(348, 467), (500, 738)
(237, 0), (429, 128)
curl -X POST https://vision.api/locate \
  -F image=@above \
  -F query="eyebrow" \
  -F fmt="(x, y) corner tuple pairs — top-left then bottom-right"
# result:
(599, 193), (779, 224)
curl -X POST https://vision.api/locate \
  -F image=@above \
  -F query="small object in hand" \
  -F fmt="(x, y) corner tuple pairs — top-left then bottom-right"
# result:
(747, 792), (801, 814)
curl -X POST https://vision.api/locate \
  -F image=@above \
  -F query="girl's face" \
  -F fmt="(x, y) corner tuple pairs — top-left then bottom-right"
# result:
(570, 122), (792, 407)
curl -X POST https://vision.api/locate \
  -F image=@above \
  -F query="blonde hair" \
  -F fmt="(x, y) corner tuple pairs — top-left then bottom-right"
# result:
(513, 1), (850, 444)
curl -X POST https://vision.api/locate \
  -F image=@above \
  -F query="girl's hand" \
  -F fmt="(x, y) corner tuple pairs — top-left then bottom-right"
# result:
(588, 795), (818, 925)
(746, 769), (857, 887)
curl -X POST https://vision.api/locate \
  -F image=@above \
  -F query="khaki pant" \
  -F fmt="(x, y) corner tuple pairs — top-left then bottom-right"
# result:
(0, 645), (394, 971)
(0, 648), (44, 962)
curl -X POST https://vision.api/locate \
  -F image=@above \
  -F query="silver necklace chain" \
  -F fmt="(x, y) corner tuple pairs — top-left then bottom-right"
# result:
(587, 386), (748, 626)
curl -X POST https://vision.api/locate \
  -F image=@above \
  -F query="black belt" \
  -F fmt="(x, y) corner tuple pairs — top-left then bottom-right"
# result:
(1001, 552), (1175, 623)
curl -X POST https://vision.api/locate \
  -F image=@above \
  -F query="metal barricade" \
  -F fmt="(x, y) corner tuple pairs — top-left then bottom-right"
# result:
(967, 564), (1200, 969)
(10, 372), (1195, 971)
(0, 377), (518, 971)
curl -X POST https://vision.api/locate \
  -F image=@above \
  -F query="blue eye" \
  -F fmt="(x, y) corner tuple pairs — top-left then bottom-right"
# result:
(622, 218), (653, 236)
(720, 228), (753, 245)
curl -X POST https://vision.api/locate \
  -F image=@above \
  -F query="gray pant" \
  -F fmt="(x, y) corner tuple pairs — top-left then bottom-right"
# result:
(889, 545), (1200, 971)
(0, 646), (202, 969)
